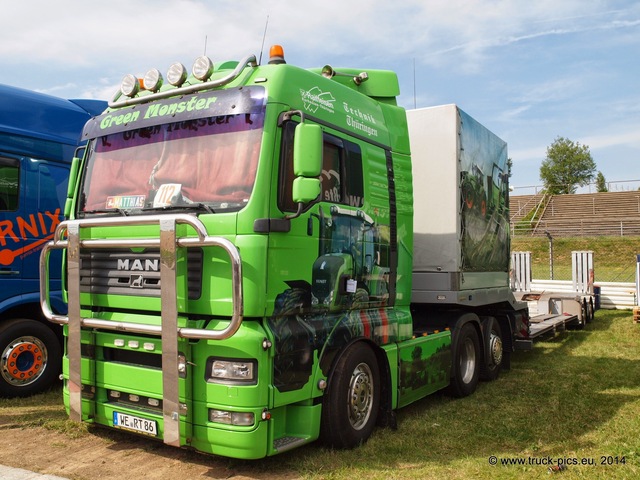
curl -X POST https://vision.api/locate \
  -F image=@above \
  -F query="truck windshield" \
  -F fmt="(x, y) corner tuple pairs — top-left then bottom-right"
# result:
(79, 93), (265, 215)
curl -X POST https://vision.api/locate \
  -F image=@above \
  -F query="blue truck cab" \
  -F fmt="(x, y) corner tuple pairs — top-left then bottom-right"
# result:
(0, 84), (105, 397)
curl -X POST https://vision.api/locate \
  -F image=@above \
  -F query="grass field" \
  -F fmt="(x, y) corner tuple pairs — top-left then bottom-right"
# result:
(511, 236), (639, 282)
(1, 309), (639, 480)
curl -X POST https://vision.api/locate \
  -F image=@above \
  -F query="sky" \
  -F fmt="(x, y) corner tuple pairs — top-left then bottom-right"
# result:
(1, 0), (638, 194)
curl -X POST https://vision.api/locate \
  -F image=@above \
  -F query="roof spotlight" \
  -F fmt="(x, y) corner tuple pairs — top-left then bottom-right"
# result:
(192, 56), (214, 81)
(167, 62), (188, 86)
(120, 74), (141, 97)
(143, 68), (163, 92)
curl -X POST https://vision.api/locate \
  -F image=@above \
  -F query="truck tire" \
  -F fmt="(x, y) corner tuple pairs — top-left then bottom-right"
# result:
(320, 342), (380, 449)
(587, 298), (594, 323)
(448, 323), (480, 398)
(480, 320), (503, 382)
(0, 319), (61, 398)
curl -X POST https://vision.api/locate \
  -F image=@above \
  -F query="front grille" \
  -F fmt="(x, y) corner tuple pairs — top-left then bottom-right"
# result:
(103, 347), (162, 369)
(79, 248), (202, 299)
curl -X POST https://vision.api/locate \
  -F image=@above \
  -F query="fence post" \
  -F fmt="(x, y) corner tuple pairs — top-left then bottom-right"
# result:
(545, 231), (554, 280)
(636, 254), (640, 306)
(572, 250), (594, 294)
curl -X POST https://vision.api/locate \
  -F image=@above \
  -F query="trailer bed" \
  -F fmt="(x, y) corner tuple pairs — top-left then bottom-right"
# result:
(528, 313), (579, 339)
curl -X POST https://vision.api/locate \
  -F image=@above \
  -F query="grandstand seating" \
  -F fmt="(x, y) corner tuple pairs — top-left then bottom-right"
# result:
(510, 191), (640, 237)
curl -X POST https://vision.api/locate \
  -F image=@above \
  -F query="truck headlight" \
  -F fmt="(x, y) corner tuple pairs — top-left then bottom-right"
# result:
(206, 358), (256, 384)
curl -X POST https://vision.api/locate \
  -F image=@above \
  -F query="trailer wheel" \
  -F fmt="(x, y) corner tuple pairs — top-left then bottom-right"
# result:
(320, 342), (380, 449)
(577, 300), (588, 330)
(448, 323), (480, 398)
(0, 319), (61, 398)
(587, 298), (594, 323)
(480, 321), (503, 382)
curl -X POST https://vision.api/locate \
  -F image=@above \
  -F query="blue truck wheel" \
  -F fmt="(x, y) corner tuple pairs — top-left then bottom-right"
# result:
(0, 319), (62, 398)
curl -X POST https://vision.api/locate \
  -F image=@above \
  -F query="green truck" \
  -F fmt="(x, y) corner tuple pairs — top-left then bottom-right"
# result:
(40, 46), (537, 459)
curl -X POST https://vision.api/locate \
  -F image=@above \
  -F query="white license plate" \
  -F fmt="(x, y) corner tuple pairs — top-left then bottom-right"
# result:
(113, 411), (158, 436)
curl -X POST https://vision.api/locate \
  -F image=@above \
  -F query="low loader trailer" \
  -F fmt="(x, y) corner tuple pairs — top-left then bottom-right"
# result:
(511, 250), (595, 341)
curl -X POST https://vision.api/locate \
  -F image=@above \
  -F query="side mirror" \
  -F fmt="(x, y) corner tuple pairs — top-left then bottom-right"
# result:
(293, 122), (322, 177)
(292, 123), (322, 205)
(293, 177), (321, 204)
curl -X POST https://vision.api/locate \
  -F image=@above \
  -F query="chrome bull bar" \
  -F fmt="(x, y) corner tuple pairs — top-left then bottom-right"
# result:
(39, 213), (243, 447)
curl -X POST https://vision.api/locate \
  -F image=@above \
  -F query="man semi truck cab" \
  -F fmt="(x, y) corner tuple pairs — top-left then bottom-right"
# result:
(0, 84), (105, 397)
(40, 46), (528, 459)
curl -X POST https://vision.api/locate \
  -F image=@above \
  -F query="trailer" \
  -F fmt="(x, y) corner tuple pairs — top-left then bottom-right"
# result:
(511, 250), (595, 341)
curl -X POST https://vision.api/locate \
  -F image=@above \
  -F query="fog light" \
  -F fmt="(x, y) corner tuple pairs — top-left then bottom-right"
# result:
(208, 409), (255, 426)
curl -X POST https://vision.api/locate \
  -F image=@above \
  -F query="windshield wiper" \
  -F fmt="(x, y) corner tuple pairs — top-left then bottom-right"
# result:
(81, 208), (129, 216)
(141, 203), (216, 214)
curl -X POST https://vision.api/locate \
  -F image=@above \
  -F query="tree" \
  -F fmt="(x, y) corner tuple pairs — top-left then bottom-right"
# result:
(539, 137), (596, 195)
(595, 171), (608, 192)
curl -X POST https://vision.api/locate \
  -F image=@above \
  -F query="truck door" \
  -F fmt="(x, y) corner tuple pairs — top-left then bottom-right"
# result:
(0, 156), (24, 284)
(267, 121), (390, 397)
(21, 160), (67, 283)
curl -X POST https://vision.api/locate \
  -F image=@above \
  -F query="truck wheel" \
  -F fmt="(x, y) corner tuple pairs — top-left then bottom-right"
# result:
(0, 319), (61, 398)
(448, 323), (480, 398)
(480, 321), (503, 382)
(320, 342), (380, 449)
(587, 298), (594, 323)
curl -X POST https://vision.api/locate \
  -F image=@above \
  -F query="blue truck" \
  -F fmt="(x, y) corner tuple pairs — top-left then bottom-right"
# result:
(0, 83), (105, 397)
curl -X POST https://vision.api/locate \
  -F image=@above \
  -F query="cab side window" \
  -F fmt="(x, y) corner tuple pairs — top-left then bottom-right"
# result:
(0, 157), (19, 211)
(278, 122), (364, 211)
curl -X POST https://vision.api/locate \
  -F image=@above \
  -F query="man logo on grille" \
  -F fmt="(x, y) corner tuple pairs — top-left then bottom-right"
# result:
(130, 275), (144, 288)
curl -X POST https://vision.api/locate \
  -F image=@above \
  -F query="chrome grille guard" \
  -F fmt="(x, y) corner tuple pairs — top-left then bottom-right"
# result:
(39, 213), (243, 447)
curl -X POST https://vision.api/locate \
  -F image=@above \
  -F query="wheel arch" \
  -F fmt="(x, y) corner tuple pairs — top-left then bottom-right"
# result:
(0, 301), (62, 342)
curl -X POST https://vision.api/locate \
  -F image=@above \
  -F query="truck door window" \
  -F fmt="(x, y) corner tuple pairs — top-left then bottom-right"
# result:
(279, 122), (364, 211)
(0, 157), (19, 211)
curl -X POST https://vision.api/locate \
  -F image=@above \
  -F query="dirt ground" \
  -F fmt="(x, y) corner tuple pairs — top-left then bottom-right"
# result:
(0, 401), (302, 480)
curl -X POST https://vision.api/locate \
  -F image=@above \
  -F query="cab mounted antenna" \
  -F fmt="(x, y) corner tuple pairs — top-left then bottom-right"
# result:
(204, 35), (208, 56)
(258, 15), (270, 65)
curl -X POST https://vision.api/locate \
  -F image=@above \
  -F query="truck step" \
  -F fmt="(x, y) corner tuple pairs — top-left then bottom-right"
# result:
(273, 436), (308, 453)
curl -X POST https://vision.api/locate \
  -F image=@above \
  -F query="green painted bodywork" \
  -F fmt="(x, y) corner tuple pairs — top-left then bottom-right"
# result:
(56, 52), (451, 459)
